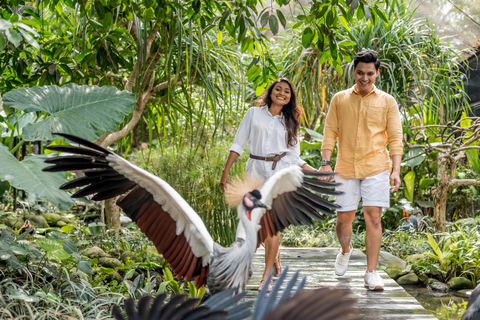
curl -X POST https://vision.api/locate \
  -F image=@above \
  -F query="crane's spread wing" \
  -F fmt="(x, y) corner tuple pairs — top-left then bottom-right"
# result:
(251, 165), (341, 246)
(43, 133), (214, 287)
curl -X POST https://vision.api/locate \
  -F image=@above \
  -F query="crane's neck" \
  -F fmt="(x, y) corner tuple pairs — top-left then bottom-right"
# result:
(237, 205), (258, 252)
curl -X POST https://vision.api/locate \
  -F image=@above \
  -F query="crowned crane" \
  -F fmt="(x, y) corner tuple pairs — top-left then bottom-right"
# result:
(43, 133), (341, 294)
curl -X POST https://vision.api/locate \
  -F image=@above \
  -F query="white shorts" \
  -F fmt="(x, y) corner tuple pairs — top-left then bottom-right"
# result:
(335, 169), (390, 212)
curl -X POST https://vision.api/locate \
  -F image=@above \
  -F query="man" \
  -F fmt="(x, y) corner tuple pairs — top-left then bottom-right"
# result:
(319, 49), (403, 291)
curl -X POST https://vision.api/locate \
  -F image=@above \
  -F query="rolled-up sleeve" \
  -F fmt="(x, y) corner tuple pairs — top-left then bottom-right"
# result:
(290, 140), (306, 167)
(386, 98), (403, 156)
(322, 94), (339, 151)
(230, 108), (252, 155)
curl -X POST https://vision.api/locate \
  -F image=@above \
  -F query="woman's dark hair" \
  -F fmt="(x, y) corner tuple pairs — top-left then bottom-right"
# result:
(353, 49), (380, 70)
(254, 78), (303, 147)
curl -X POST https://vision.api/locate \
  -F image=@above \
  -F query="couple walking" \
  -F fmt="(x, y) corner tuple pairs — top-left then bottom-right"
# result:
(220, 49), (403, 292)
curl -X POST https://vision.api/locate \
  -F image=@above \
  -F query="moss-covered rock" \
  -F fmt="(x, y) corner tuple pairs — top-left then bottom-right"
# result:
(44, 212), (63, 226)
(99, 257), (122, 268)
(397, 273), (420, 285)
(406, 254), (426, 264)
(378, 251), (406, 280)
(104, 271), (124, 283)
(428, 281), (449, 293)
(70, 271), (89, 282)
(448, 277), (473, 290)
(56, 221), (67, 227)
(2, 217), (24, 230)
(59, 217), (75, 225)
(121, 251), (142, 263)
(146, 246), (165, 264)
(84, 246), (107, 259)
(417, 273), (429, 284)
(24, 214), (49, 228)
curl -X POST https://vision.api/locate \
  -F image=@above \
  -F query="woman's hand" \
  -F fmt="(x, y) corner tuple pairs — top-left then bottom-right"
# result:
(220, 151), (240, 192)
(220, 170), (230, 192)
(318, 164), (333, 181)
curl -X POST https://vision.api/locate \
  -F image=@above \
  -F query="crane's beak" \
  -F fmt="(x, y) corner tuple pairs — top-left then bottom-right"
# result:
(253, 199), (269, 210)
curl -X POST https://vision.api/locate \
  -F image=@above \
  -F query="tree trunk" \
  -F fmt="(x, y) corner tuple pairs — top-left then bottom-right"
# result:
(432, 185), (449, 231)
(105, 197), (121, 232)
(431, 156), (449, 231)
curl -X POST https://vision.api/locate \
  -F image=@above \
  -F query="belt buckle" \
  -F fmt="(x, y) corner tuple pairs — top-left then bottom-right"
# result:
(267, 153), (278, 162)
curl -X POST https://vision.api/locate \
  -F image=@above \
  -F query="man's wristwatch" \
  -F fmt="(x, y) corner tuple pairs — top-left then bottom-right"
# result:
(320, 159), (331, 166)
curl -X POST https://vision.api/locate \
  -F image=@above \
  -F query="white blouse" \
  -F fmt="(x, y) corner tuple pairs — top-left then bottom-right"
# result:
(230, 105), (306, 181)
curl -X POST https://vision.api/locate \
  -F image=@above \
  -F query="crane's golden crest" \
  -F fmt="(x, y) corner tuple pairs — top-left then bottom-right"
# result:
(225, 175), (264, 208)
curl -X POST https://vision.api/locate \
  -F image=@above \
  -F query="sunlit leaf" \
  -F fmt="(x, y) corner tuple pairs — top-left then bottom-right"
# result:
(3, 84), (136, 141)
(404, 171), (415, 203)
(301, 27), (314, 48)
(0, 19), (12, 31)
(301, 127), (323, 142)
(5, 29), (22, 47)
(402, 148), (425, 168)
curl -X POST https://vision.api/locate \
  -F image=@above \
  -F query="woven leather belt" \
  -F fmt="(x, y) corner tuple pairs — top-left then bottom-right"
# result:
(249, 152), (287, 170)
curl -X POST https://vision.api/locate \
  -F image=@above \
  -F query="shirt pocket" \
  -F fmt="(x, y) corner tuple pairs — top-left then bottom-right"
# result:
(367, 105), (386, 129)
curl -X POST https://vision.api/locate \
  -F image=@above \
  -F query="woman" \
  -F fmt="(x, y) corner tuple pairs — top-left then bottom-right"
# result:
(220, 78), (317, 291)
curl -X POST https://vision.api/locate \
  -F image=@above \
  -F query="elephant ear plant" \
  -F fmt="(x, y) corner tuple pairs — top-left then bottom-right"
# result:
(0, 84), (135, 208)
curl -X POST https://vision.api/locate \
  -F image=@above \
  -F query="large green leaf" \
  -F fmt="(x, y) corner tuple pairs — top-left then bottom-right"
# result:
(2, 84), (136, 141)
(0, 144), (74, 210)
(402, 148), (425, 168)
(35, 238), (71, 260)
(403, 171), (415, 203)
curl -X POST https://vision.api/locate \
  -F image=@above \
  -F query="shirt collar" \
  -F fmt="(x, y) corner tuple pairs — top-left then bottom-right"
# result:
(350, 84), (379, 96)
(262, 105), (284, 118)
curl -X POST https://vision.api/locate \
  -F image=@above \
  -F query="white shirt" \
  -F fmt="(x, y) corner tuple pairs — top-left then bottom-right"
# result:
(230, 105), (306, 181)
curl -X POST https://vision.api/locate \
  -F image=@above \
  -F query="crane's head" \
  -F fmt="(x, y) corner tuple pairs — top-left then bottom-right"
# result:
(242, 189), (268, 220)
(225, 174), (267, 221)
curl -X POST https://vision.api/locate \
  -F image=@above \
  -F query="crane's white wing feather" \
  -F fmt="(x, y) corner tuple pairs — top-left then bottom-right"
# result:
(107, 154), (214, 264)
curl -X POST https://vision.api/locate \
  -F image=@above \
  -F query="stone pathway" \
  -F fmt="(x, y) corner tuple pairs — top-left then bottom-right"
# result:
(246, 247), (438, 319)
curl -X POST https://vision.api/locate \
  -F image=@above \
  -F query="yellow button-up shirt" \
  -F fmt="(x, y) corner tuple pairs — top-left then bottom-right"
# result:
(322, 85), (403, 179)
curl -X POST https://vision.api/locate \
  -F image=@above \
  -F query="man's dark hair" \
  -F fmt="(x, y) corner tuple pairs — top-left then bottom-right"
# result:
(353, 49), (380, 70)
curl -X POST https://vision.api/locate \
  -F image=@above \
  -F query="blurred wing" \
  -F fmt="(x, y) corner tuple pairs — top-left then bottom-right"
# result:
(253, 166), (341, 246)
(260, 287), (356, 320)
(43, 133), (213, 287)
(252, 266), (356, 320)
(113, 289), (253, 320)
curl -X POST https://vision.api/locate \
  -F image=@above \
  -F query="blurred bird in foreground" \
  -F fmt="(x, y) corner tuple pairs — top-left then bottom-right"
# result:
(112, 267), (357, 320)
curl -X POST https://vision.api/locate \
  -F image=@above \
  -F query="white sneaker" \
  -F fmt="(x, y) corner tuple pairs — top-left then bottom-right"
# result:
(364, 270), (384, 291)
(334, 245), (353, 276)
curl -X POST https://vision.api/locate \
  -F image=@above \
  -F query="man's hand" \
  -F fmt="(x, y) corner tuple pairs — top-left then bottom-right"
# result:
(390, 171), (401, 192)
(318, 164), (333, 181)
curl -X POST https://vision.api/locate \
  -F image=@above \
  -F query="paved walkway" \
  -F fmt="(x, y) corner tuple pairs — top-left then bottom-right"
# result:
(246, 247), (438, 320)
